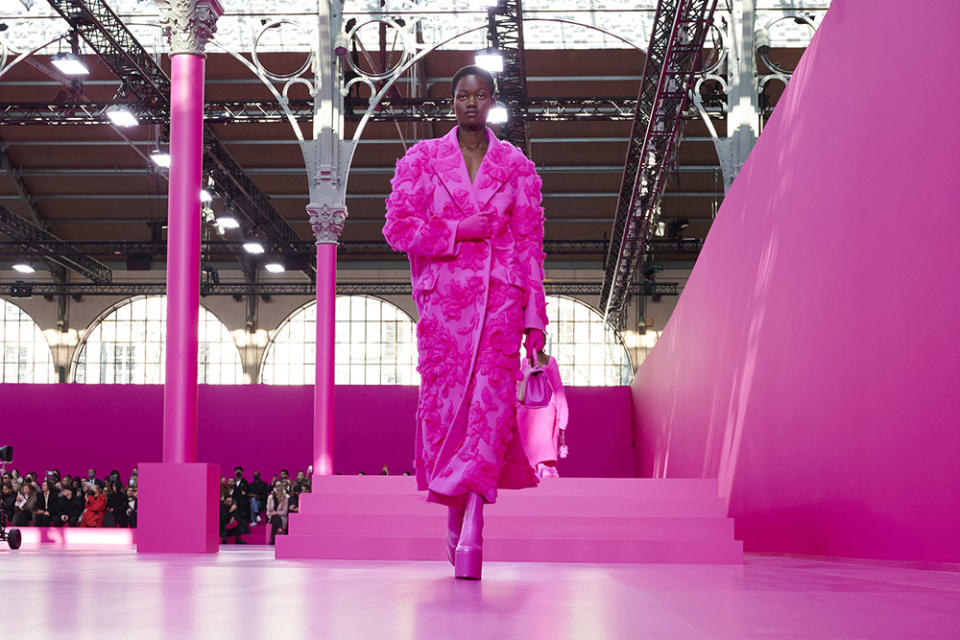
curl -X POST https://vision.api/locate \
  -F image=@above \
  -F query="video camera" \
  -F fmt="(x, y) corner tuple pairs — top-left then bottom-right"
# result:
(0, 445), (22, 550)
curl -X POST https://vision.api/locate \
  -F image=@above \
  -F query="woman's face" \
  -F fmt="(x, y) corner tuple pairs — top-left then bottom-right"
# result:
(453, 74), (494, 128)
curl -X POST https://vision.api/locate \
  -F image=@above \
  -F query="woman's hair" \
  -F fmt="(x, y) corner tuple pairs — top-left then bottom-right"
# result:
(450, 65), (496, 97)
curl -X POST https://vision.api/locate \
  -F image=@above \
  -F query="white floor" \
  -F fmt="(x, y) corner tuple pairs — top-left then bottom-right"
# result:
(3, 547), (959, 639)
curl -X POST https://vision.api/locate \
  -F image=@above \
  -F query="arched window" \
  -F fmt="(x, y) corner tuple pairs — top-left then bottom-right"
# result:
(0, 298), (56, 383)
(260, 296), (419, 385)
(73, 296), (243, 384)
(544, 295), (633, 386)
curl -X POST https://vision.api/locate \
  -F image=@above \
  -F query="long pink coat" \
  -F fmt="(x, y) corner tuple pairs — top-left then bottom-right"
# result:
(383, 126), (548, 506)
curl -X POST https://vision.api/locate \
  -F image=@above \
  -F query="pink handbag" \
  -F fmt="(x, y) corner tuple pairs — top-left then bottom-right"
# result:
(517, 352), (553, 409)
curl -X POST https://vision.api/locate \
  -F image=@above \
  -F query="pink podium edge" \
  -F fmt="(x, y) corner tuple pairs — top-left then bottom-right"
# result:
(137, 462), (220, 553)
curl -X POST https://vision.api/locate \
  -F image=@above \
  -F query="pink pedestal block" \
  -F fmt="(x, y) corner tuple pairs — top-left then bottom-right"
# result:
(276, 477), (742, 563)
(137, 462), (220, 554)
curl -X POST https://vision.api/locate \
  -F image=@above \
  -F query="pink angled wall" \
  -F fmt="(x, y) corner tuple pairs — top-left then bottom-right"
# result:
(631, 0), (960, 563)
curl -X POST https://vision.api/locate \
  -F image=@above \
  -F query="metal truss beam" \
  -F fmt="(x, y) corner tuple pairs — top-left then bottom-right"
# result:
(599, 0), (717, 326)
(487, 0), (529, 152)
(0, 145), (47, 228)
(0, 97), (640, 125)
(3, 280), (680, 299)
(0, 238), (703, 260)
(0, 206), (112, 283)
(45, 0), (307, 276)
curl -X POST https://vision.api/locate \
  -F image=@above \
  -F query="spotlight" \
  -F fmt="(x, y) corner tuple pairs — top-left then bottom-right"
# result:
(105, 105), (139, 128)
(474, 47), (503, 73)
(12, 263), (35, 274)
(488, 103), (508, 124)
(149, 149), (171, 168)
(216, 215), (240, 229)
(51, 52), (89, 76)
(200, 189), (213, 203)
(264, 261), (285, 273)
(243, 241), (265, 255)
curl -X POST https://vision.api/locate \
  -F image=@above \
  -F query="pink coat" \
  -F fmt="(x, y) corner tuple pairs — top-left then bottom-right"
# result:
(383, 126), (548, 504)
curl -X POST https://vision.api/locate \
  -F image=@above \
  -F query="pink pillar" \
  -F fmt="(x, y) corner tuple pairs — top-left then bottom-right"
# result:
(313, 244), (337, 475)
(163, 53), (204, 464)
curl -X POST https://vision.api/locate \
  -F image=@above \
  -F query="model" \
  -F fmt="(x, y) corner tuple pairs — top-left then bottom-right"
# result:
(383, 65), (548, 579)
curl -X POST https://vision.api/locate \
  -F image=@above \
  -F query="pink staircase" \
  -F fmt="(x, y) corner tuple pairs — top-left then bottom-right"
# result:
(276, 477), (743, 563)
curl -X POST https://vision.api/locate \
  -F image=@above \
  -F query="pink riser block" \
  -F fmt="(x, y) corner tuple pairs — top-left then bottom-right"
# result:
(276, 535), (743, 563)
(137, 462), (220, 553)
(289, 513), (735, 540)
(282, 476), (741, 563)
(308, 476), (719, 497)
(298, 492), (727, 518)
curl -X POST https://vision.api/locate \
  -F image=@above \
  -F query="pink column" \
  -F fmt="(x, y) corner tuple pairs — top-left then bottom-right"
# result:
(313, 244), (337, 475)
(308, 203), (347, 477)
(163, 53), (204, 464)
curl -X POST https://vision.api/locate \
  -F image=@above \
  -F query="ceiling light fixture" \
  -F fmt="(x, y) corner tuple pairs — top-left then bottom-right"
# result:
(149, 149), (171, 168)
(12, 263), (35, 274)
(200, 189), (213, 203)
(474, 48), (503, 73)
(216, 215), (240, 229)
(487, 103), (508, 124)
(51, 52), (89, 76)
(243, 241), (265, 255)
(105, 105), (139, 128)
(264, 262), (285, 273)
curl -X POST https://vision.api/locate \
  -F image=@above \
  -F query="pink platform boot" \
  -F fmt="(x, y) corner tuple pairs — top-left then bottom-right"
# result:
(454, 492), (484, 580)
(446, 505), (466, 565)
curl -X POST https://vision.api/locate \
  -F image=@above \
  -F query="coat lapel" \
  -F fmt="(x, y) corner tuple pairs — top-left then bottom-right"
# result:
(470, 128), (511, 211)
(433, 127), (511, 217)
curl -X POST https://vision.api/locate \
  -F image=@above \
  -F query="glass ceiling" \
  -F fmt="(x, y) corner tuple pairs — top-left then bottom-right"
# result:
(0, 0), (831, 56)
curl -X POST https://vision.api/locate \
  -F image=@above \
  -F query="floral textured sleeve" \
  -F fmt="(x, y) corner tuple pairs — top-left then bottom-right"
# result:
(383, 142), (459, 257)
(512, 155), (549, 332)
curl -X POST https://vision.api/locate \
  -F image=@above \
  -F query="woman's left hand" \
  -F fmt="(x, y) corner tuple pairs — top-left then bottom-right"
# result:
(524, 329), (545, 365)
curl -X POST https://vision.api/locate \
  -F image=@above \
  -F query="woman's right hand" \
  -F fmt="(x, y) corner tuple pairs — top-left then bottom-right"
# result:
(456, 212), (493, 241)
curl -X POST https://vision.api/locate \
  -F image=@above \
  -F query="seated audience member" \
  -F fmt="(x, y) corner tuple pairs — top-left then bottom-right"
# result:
(249, 471), (269, 525)
(80, 483), (106, 528)
(128, 467), (138, 488)
(294, 470), (309, 491)
(34, 480), (57, 526)
(55, 487), (83, 527)
(1, 480), (16, 523)
(104, 481), (127, 528)
(219, 495), (246, 544)
(232, 466), (251, 527)
(125, 486), (138, 528)
(13, 481), (37, 526)
(266, 481), (289, 545)
(225, 477), (249, 535)
(288, 484), (302, 514)
(278, 469), (293, 493)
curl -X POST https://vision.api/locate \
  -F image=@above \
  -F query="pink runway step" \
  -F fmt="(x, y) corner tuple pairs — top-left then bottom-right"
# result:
(277, 477), (743, 563)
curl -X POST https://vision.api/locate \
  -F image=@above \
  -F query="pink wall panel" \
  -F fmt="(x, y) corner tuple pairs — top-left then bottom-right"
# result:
(630, 1), (960, 563)
(0, 384), (634, 480)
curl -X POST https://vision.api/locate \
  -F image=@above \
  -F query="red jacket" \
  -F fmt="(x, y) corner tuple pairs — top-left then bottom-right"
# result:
(81, 493), (106, 528)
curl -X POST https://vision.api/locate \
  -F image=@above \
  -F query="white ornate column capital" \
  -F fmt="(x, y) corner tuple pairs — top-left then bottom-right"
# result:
(307, 202), (347, 245)
(156, 0), (224, 56)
